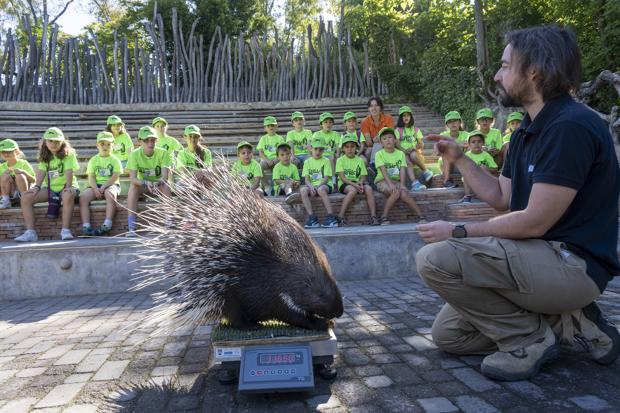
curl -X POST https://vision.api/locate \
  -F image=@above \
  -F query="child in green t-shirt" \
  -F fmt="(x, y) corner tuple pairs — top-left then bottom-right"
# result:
(232, 141), (264, 196)
(257, 116), (284, 190)
(286, 111), (312, 167)
(125, 126), (173, 236)
(312, 112), (340, 185)
(439, 111), (469, 189)
(459, 130), (498, 203)
(395, 106), (433, 192)
(300, 139), (338, 228)
(0, 139), (35, 209)
(79, 132), (123, 236)
(176, 124), (213, 178)
(106, 115), (134, 168)
(501, 111), (523, 155)
(152, 116), (183, 159)
(335, 135), (379, 226)
(475, 108), (503, 167)
(337, 112), (369, 165)
(15, 128), (80, 242)
(374, 128), (425, 225)
(272, 143), (300, 197)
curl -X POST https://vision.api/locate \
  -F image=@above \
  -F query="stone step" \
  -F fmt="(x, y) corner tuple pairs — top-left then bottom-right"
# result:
(0, 188), (468, 242)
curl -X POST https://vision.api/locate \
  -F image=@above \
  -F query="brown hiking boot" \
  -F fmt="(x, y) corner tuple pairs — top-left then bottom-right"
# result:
(481, 326), (559, 381)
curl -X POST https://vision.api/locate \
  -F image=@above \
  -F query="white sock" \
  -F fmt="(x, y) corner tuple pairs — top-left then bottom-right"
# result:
(61, 228), (71, 232)
(103, 219), (113, 228)
(83, 223), (91, 229)
(1, 195), (9, 201)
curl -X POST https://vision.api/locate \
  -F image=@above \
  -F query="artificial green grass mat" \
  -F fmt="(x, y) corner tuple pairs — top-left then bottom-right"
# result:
(212, 320), (327, 343)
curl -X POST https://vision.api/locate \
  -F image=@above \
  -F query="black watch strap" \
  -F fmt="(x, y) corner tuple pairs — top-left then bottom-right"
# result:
(452, 224), (467, 238)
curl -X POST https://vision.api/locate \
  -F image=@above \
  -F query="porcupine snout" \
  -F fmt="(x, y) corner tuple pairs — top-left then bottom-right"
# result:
(298, 247), (344, 319)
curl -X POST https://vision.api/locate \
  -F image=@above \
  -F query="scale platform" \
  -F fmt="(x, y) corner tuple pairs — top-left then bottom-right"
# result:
(211, 321), (338, 393)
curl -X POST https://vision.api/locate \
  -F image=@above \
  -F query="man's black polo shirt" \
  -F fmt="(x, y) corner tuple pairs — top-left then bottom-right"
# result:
(502, 93), (620, 292)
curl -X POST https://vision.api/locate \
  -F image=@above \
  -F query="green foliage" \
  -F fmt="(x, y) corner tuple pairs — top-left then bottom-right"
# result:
(344, 0), (620, 123)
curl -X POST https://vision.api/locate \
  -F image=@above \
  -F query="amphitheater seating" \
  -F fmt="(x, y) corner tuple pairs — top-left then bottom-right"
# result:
(0, 100), (502, 242)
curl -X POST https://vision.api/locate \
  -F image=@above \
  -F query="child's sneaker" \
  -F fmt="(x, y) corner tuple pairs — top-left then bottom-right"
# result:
(458, 195), (472, 204)
(422, 170), (434, 184)
(125, 229), (137, 237)
(0, 198), (10, 209)
(443, 180), (455, 188)
(369, 216), (381, 226)
(411, 180), (427, 191)
(15, 229), (38, 242)
(379, 216), (391, 226)
(304, 215), (320, 228)
(81, 226), (96, 236)
(417, 216), (428, 224)
(94, 224), (112, 236)
(285, 193), (301, 205)
(60, 229), (74, 240)
(322, 215), (339, 228)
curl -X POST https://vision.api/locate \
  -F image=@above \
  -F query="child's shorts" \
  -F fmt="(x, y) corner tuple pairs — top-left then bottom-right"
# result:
(339, 182), (370, 194)
(47, 187), (80, 204)
(376, 180), (401, 194)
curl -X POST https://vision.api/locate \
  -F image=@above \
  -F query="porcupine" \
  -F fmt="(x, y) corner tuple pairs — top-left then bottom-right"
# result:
(132, 159), (344, 331)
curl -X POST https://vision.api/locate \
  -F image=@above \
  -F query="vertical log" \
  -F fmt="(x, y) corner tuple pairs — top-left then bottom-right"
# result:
(113, 31), (121, 104)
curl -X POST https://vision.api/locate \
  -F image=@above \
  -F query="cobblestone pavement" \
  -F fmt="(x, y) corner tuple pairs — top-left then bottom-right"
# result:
(1, 277), (619, 413)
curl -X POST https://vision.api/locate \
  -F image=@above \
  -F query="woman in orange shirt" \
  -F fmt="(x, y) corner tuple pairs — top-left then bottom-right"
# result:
(360, 96), (395, 167)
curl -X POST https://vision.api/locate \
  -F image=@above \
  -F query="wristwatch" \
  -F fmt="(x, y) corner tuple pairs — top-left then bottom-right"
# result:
(452, 224), (467, 238)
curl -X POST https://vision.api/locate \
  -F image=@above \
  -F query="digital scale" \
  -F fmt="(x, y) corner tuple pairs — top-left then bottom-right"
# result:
(212, 321), (338, 393)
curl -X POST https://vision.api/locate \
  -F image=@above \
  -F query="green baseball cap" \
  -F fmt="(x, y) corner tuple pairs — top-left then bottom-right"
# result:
(237, 141), (253, 151)
(96, 131), (115, 143)
(106, 115), (123, 125)
(311, 138), (326, 149)
(343, 111), (357, 122)
(152, 116), (168, 126)
(507, 112), (524, 123)
(398, 105), (413, 116)
(319, 112), (334, 124)
(290, 111), (304, 121)
(377, 127), (396, 139)
(263, 116), (278, 126)
(476, 108), (494, 120)
(0, 139), (19, 151)
(138, 126), (158, 140)
(184, 124), (201, 136)
(468, 130), (485, 142)
(276, 142), (292, 152)
(444, 111), (462, 123)
(43, 127), (65, 141)
(340, 135), (360, 147)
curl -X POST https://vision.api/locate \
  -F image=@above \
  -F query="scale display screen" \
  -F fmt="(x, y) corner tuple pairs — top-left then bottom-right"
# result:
(239, 344), (314, 393)
(258, 352), (302, 366)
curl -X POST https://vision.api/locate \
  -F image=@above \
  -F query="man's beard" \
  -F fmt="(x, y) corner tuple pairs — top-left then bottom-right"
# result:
(497, 79), (533, 107)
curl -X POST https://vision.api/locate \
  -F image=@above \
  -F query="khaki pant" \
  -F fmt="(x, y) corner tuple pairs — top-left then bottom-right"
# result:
(416, 237), (600, 354)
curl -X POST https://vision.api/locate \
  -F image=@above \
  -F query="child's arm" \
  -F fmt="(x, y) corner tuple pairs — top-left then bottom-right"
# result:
(27, 169), (45, 193)
(129, 169), (143, 187)
(379, 166), (396, 190)
(258, 149), (269, 162)
(88, 173), (99, 195)
(399, 167), (407, 187)
(13, 168), (35, 183)
(63, 169), (75, 192)
(250, 176), (261, 191)
(158, 167), (170, 187)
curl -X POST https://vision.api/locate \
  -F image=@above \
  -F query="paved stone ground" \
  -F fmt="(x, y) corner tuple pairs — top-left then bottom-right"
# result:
(1, 277), (619, 413)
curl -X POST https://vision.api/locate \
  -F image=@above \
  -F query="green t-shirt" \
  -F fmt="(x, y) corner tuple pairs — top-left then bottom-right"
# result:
(126, 147), (173, 182)
(176, 148), (213, 170)
(87, 154), (123, 185)
(481, 128), (503, 150)
(395, 127), (423, 151)
(312, 130), (340, 156)
(466, 150), (498, 168)
(0, 159), (35, 178)
(272, 162), (300, 193)
(232, 159), (263, 186)
(112, 132), (134, 161)
(38, 153), (80, 192)
(257, 134), (284, 160)
(302, 156), (332, 187)
(503, 132), (513, 144)
(440, 130), (469, 143)
(286, 129), (312, 156)
(156, 135), (183, 156)
(335, 155), (367, 188)
(374, 149), (406, 183)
